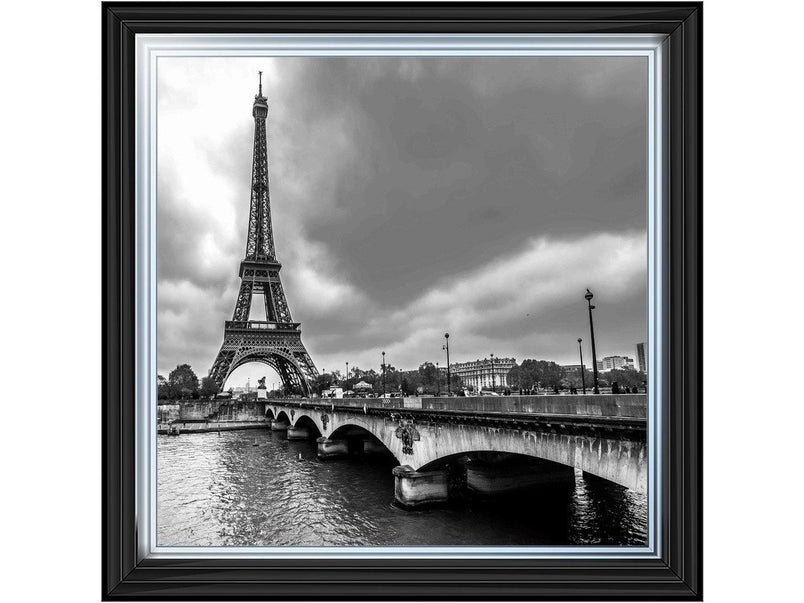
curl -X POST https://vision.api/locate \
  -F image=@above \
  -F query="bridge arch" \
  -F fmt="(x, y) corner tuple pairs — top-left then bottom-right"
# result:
(274, 410), (291, 425)
(292, 414), (322, 438)
(418, 450), (578, 496)
(327, 423), (398, 460)
(410, 429), (645, 493)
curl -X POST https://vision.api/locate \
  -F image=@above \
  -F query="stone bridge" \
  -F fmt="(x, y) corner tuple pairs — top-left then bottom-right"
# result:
(265, 395), (647, 508)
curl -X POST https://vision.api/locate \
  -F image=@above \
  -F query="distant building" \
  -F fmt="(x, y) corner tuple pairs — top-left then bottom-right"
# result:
(599, 356), (635, 371)
(636, 342), (647, 373)
(562, 364), (584, 374)
(450, 357), (516, 391)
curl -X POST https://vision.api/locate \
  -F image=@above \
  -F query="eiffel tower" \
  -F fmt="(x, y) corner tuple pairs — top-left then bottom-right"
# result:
(209, 74), (318, 395)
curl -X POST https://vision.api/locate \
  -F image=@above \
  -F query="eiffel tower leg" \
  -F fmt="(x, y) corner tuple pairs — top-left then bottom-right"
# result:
(276, 358), (303, 396)
(294, 348), (318, 383)
(209, 345), (236, 391)
(232, 281), (253, 322)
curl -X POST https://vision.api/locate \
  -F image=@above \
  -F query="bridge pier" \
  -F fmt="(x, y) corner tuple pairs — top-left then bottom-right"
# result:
(287, 425), (312, 440)
(317, 437), (349, 460)
(392, 465), (449, 509)
(271, 420), (289, 432)
(465, 458), (575, 497)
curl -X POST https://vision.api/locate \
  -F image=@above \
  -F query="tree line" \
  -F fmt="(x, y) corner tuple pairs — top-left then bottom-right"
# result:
(507, 359), (647, 392)
(157, 359), (647, 401)
(157, 364), (218, 400)
(311, 361), (463, 396)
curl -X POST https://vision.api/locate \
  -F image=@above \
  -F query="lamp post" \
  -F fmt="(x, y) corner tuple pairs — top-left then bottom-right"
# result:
(585, 289), (600, 394)
(490, 353), (495, 391)
(436, 362), (440, 396)
(381, 351), (386, 397)
(577, 338), (587, 394)
(345, 361), (349, 389)
(443, 333), (451, 395)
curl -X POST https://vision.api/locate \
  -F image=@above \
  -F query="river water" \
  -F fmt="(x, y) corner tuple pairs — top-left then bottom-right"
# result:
(157, 429), (647, 547)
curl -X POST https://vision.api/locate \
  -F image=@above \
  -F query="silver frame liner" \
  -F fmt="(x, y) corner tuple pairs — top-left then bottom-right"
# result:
(135, 33), (664, 560)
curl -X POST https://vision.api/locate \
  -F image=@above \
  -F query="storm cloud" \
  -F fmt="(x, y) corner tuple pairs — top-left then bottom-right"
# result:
(157, 56), (647, 384)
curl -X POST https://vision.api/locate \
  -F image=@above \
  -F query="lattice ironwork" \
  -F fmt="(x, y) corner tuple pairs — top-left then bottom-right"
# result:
(209, 76), (318, 394)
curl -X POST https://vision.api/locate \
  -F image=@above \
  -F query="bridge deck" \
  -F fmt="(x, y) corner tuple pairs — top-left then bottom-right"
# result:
(267, 394), (647, 435)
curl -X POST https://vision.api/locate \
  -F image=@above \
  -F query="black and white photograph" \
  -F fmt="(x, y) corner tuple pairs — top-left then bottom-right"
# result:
(156, 55), (650, 548)
(11, 0), (804, 601)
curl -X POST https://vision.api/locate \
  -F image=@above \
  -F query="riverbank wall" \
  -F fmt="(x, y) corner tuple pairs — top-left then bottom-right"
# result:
(157, 400), (268, 434)
(157, 420), (268, 435)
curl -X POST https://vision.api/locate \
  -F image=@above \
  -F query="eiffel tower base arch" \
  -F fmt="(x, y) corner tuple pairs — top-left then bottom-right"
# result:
(209, 325), (317, 396)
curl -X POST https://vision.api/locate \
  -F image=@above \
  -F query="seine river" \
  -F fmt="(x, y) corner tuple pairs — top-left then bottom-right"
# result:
(157, 429), (647, 547)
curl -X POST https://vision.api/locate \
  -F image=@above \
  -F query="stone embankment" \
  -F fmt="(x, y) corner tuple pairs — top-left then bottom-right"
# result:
(157, 400), (268, 435)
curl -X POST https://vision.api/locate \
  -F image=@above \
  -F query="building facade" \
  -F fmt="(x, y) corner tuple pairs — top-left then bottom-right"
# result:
(636, 342), (647, 373)
(450, 357), (516, 391)
(599, 355), (635, 371)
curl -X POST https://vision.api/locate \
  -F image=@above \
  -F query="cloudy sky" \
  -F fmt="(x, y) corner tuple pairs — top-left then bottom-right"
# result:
(157, 56), (647, 387)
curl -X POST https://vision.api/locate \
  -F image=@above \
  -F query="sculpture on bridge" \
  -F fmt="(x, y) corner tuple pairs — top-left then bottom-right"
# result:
(395, 421), (421, 455)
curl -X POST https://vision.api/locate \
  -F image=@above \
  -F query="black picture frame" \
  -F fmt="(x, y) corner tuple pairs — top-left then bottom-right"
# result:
(103, 2), (702, 599)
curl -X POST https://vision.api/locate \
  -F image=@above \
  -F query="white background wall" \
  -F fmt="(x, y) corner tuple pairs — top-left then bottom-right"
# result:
(0, 0), (801, 600)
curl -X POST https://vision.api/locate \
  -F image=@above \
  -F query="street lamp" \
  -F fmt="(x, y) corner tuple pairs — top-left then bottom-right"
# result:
(443, 333), (451, 395)
(577, 338), (587, 394)
(345, 361), (349, 388)
(585, 289), (600, 394)
(490, 353), (495, 391)
(381, 351), (386, 397)
(436, 361), (440, 396)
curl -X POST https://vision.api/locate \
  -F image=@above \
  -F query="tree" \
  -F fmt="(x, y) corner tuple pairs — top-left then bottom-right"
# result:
(418, 362), (438, 394)
(157, 374), (169, 400)
(508, 360), (566, 390)
(312, 372), (335, 395)
(562, 368), (595, 391)
(168, 364), (199, 399)
(448, 373), (463, 392)
(199, 376), (219, 398)
(601, 368), (646, 390)
(359, 368), (380, 390)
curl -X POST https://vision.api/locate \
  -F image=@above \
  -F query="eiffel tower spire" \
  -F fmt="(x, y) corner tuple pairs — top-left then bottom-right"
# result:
(246, 71), (274, 260)
(208, 76), (318, 395)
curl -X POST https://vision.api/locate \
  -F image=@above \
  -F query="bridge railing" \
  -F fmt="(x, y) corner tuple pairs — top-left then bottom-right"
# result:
(267, 394), (646, 419)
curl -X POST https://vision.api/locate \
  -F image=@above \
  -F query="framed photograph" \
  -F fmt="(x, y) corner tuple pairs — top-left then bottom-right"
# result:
(103, 2), (701, 599)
